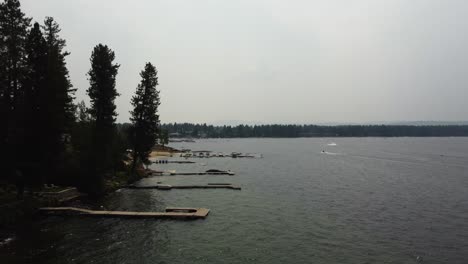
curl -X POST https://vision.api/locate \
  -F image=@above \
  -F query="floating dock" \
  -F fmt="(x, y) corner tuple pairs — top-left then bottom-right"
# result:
(146, 170), (235, 176)
(39, 207), (210, 219)
(180, 151), (262, 159)
(153, 160), (196, 164)
(171, 172), (234, 176)
(126, 183), (241, 190)
(169, 161), (196, 164)
(169, 171), (235, 176)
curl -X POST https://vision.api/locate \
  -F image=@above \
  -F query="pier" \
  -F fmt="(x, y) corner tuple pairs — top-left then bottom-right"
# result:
(179, 151), (262, 159)
(146, 169), (235, 176)
(39, 207), (210, 219)
(126, 183), (241, 190)
(153, 160), (196, 164)
(170, 171), (235, 176)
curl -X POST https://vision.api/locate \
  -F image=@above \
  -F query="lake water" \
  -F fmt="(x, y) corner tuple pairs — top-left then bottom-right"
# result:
(2, 138), (468, 263)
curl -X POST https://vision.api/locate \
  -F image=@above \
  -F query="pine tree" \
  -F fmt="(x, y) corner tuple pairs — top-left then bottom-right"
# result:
(129, 62), (160, 174)
(38, 17), (75, 184)
(70, 99), (93, 190)
(87, 44), (119, 127)
(0, 0), (31, 180)
(159, 129), (169, 146)
(86, 44), (119, 194)
(42, 17), (76, 137)
(23, 23), (47, 139)
(76, 100), (90, 123)
(19, 22), (48, 184)
(23, 22), (47, 124)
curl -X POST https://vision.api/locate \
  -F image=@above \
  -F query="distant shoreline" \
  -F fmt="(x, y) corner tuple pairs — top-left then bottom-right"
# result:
(160, 123), (468, 138)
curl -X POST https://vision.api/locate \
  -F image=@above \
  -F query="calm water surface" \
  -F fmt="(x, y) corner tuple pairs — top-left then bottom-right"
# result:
(2, 138), (468, 264)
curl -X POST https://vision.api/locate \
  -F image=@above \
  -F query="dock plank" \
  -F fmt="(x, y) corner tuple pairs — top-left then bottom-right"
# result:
(39, 207), (210, 219)
(126, 184), (241, 190)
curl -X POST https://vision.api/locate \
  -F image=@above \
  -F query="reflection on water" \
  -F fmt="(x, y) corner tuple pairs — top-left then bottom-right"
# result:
(2, 138), (468, 263)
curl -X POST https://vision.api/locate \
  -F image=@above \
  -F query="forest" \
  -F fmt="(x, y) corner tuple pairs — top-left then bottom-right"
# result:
(0, 0), (162, 197)
(162, 123), (468, 138)
(2, 0), (467, 199)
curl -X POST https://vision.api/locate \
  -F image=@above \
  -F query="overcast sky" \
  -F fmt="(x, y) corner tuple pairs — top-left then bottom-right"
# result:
(21, 0), (468, 124)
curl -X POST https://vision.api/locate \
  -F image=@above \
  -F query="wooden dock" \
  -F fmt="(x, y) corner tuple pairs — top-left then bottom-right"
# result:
(147, 170), (235, 176)
(126, 183), (241, 190)
(169, 171), (235, 176)
(39, 207), (210, 219)
(153, 160), (196, 164)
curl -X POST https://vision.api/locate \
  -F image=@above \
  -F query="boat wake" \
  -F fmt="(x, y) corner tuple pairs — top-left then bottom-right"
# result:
(321, 151), (341, 155)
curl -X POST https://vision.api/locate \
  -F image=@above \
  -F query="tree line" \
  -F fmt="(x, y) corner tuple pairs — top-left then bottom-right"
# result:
(0, 0), (161, 197)
(162, 123), (468, 138)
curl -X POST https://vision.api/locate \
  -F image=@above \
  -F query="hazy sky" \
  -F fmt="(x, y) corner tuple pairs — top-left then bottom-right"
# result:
(21, 0), (468, 124)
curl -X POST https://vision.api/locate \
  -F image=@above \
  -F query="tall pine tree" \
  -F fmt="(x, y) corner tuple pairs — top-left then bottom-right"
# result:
(20, 22), (48, 184)
(0, 0), (31, 180)
(23, 22), (47, 133)
(39, 17), (75, 184)
(129, 62), (160, 175)
(87, 44), (119, 128)
(86, 44), (119, 194)
(42, 17), (76, 138)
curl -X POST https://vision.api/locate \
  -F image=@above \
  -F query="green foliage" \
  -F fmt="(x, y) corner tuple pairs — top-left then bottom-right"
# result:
(0, 0), (31, 179)
(70, 113), (130, 194)
(162, 123), (468, 138)
(87, 44), (120, 126)
(70, 100), (93, 187)
(0, 2), (74, 189)
(129, 62), (160, 173)
(76, 100), (90, 123)
(18, 22), (48, 185)
(24, 23), (47, 121)
(42, 16), (76, 133)
(85, 44), (120, 196)
(159, 129), (169, 146)
(36, 16), (76, 185)
(0, 1), (154, 198)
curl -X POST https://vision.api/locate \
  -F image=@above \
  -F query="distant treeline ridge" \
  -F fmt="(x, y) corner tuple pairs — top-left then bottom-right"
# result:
(161, 123), (468, 138)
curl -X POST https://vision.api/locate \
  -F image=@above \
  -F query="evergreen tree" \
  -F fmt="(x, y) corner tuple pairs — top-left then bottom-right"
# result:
(19, 22), (48, 184)
(159, 129), (169, 146)
(0, 0), (31, 181)
(76, 100), (90, 123)
(39, 17), (75, 184)
(23, 22), (47, 127)
(42, 17), (76, 135)
(87, 44), (119, 127)
(129, 62), (160, 174)
(70, 99), (93, 190)
(86, 44), (119, 194)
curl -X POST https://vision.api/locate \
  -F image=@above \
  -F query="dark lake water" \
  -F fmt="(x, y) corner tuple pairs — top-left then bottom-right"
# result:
(2, 138), (468, 263)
